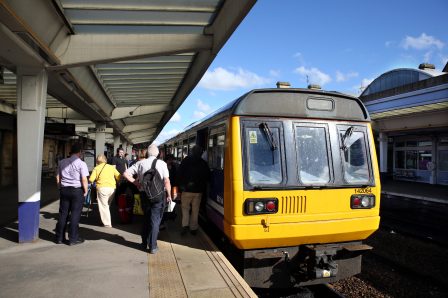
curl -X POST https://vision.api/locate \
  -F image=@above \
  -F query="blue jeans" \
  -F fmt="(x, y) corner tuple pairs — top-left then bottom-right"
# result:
(140, 192), (165, 250)
(56, 187), (84, 242)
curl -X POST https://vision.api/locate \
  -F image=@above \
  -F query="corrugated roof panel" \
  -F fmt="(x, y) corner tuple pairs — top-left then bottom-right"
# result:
(65, 9), (213, 26)
(61, 0), (221, 12)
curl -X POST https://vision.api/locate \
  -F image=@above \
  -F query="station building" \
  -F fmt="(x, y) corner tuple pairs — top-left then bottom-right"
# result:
(360, 63), (448, 185)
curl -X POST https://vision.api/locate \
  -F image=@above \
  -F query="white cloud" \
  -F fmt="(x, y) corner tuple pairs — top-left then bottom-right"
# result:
(423, 51), (433, 63)
(153, 129), (180, 145)
(199, 67), (271, 91)
(441, 54), (448, 66)
(355, 78), (375, 94)
(269, 69), (280, 77)
(335, 71), (359, 82)
(294, 66), (332, 86)
(385, 41), (394, 47)
(402, 33), (444, 50)
(361, 78), (374, 87)
(193, 111), (207, 119)
(293, 52), (305, 65)
(169, 112), (181, 122)
(196, 99), (211, 112)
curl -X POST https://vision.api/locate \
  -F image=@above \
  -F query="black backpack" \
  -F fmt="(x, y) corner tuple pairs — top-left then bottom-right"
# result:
(142, 159), (165, 200)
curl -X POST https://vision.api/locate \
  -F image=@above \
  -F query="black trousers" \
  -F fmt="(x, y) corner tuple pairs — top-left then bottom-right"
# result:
(56, 187), (84, 242)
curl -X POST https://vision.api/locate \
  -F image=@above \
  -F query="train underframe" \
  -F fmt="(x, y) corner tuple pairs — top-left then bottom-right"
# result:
(230, 241), (371, 289)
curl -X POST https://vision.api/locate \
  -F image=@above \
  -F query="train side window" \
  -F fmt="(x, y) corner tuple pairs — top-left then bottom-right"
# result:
(295, 126), (330, 184)
(339, 129), (370, 184)
(208, 132), (225, 169)
(177, 145), (183, 161)
(245, 125), (282, 185)
(182, 139), (188, 158)
(188, 136), (196, 152)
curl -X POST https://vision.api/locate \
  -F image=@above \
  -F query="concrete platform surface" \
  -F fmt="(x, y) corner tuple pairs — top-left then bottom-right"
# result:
(0, 199), (256, 298)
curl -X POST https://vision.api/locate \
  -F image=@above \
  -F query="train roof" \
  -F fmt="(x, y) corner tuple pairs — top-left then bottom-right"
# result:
(163, 88), (370, 143)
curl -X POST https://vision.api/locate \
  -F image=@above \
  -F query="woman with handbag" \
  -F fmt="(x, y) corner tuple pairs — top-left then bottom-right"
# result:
(89, 154), (121, 227)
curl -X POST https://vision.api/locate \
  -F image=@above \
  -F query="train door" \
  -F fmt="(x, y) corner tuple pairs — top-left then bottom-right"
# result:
(188, 135), (196, 154)
(196, 128), (209, 213)
(206, 125), (226, 230)
(196, 128), (208, 151)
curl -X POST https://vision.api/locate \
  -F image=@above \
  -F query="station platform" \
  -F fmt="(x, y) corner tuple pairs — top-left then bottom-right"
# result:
(381, 179), (448, 204)
(0, 199), (256, 298)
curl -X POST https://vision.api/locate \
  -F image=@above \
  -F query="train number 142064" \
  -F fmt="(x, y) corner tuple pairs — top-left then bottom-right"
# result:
(354, 188), (372, 194)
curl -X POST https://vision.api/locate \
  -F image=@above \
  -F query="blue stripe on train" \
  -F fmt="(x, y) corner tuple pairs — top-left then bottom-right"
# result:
(207, 168), (225, 230)
(209, 169), (224, 206)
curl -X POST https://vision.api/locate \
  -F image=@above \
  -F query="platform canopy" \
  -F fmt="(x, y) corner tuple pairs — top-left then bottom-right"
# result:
(0, 0), (256, 145)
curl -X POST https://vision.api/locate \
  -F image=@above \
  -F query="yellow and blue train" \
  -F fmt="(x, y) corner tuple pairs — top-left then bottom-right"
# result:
(161, 86), (380, 288)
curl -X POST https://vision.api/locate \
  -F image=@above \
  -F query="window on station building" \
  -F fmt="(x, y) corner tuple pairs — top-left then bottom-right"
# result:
(406, 151), (418, 169)
(418, 141), (432, 147)
(418, 151), (432, 170)
(395, 151), (405, 168)
(439, 150), (448, 171)
(439, 137), (448, 146)
(394, 139), (432, 171)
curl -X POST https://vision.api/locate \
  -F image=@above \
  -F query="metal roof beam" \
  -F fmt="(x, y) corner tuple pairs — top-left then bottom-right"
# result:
(111, 104), (170, 120)
(123, 123), (158, 133)
(51, 34), (212, 69)
(128, 129), (157, 140)
(0, 23), (46, 72)
(131, 136), (158, 145)
(67, 66), (116, 116)
(46, 107), (88, 120)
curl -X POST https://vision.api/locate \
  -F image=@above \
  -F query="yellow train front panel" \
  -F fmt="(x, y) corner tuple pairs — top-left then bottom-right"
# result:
(223, 116), (381, 250)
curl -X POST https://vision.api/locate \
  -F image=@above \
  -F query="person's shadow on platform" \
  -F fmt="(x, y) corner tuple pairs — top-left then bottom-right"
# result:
(37, 224), (143, 251)
(0, 223), (19, 242)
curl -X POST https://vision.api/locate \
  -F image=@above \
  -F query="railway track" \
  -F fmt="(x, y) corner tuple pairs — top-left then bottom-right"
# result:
(200, 217), (346, 298)
(380, 194), (448, 246)
(253, 284), (345, 298)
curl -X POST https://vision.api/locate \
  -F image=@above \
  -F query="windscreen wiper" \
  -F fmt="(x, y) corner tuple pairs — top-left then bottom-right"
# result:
(341, 126), (355, 151)
(260, 122), (277, 151)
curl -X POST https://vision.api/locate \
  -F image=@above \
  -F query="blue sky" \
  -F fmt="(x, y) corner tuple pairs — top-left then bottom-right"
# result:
(155, 0), (448, 144)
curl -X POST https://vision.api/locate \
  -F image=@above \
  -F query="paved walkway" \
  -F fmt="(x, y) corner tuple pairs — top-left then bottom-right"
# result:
(0, 201), (147, 298)
(0, 198), (256, 298)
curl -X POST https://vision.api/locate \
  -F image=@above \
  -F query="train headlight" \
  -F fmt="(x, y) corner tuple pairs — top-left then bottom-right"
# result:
(351, 194), (375, 209)
(245, 198), (278, 215)
(254, 202), (265, 212)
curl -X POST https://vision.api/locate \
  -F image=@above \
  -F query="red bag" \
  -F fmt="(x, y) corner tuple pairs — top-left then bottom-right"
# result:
(118, 194), (131, 224)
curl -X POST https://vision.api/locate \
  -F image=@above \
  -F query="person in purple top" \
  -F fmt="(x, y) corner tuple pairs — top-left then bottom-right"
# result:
(55, 143), (89, 245)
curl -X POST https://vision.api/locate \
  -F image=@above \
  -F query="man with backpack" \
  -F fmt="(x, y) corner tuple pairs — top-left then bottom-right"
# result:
(123, 144), (171, 254)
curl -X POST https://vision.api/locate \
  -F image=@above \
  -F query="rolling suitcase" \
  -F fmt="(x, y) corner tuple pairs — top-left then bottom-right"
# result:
(118, 194), (131, 224)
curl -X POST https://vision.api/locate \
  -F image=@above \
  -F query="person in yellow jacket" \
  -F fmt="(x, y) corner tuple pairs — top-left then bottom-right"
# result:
(89, 154), (121, 227)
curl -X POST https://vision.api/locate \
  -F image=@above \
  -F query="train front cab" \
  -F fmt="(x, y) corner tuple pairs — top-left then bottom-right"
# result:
(218, 90), (381, 288)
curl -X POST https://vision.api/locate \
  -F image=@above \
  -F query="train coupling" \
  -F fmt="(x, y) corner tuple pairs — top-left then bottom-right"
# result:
(315, 254), (338, 278)
(304, 244), (339, 279)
